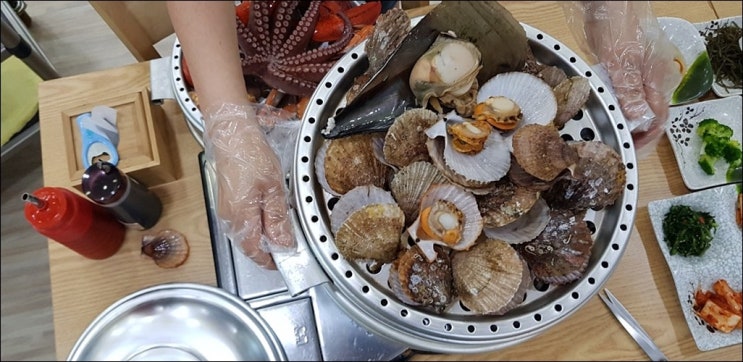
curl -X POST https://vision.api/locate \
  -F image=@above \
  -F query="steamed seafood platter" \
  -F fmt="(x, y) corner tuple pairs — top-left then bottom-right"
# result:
(312, 2), (628, 316)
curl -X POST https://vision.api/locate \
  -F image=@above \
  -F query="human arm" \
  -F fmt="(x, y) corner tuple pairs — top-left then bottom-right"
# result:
(167, 1), (296, 269)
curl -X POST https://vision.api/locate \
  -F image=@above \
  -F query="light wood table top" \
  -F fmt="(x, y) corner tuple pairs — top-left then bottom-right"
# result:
(38, 1), (741, 361)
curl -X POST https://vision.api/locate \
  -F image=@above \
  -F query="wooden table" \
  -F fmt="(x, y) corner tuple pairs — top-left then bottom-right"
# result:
(38, 2), (741, 361)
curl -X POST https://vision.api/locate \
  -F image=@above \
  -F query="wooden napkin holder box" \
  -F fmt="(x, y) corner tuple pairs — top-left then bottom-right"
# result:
(60, 88), (176, 191)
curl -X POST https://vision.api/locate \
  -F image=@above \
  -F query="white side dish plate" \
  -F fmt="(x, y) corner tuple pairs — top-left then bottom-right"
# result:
(648, 184), (742, 351)
(694, 16), (743, 97)
(666, 96), (742, 190)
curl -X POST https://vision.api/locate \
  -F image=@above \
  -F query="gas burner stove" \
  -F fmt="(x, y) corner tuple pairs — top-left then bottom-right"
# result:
(198, 153), (412, 361)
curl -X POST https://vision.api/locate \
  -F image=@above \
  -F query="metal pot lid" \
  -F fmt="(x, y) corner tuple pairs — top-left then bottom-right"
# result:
(67, 283), (287, 361)
(290, 23), (639, 354)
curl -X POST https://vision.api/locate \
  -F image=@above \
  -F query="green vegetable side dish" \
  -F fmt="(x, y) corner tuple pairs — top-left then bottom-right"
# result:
(696, 118), (742, 176)
(671, 51), (714, 104)
(662, 204), (718, 257)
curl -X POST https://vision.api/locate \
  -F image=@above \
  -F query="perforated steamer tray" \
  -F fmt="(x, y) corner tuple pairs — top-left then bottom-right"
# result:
(290, 23), (639, 354)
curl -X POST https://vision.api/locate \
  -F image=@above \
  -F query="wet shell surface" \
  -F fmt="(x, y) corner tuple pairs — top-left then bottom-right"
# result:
(383, 108), (440, 168)
(409, 35), (482, 110)
(425, 135), (495, 194)
(426, 113), (511, 184)
(552, 76), (591, 128)
(511, 124), (578, 182)
(388, 244), (453, 314)
(141, 229), (190, 269)
(452, 238), (531, 315)
(516, 208), (594, 285)
(477, 72), (558, 150)
(315, 133), (391, 196)
(408, 183), (483, 260)
(483, 198), (551, 244)
(543, 140), (627, 211)
(477, 178), (541, 228)
(389, 161), (449, 225)
(329, 185), (404, 263)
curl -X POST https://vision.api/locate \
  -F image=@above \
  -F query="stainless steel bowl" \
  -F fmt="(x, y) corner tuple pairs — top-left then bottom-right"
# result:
(67, 283), (287, 361)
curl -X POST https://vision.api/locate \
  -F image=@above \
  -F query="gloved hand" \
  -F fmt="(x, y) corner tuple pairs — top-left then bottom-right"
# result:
(563, 1), (682, 157)
(203, 103), (296, 269)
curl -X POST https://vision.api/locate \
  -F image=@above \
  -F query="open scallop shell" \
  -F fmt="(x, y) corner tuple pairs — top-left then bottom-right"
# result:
(408, 183), (483, 261)
(483, 198), (551, 244)
(425, 135), (495, 194)
(477, 179), (541, 228)
(314, 133), (391, 196)
(389, 161), (449, 225)
(425, 113), (510, 184)
(452, 238), (531, 315)
(330, 185), (404, 263)
(388, 244), (453, 314)
(477, 72), (558, 150)
(383, 108), (440, 168)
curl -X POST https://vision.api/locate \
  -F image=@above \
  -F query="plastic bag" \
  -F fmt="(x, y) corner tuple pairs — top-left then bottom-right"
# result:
(202, 103), (301, 269)
(562, 1), (682, 158)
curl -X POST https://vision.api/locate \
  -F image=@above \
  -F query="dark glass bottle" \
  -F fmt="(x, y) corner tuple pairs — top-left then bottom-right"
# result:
(81, 161), (163, 230)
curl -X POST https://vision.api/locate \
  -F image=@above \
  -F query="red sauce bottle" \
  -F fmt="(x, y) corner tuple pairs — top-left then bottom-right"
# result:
(23, 187), (126, 260)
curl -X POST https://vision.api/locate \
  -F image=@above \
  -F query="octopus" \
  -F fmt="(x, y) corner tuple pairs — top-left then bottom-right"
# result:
(236, 1), (354, 97)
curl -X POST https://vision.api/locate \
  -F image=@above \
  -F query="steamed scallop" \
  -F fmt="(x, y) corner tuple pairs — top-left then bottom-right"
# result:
(516, 208), (594, 285)
(511, 124), (578, 182)
(388, 244), (453, 314)
(426, 134), (496, 194)
(452, 238), (531, 315)
(389, 161), (449, 225)
(476, 178), (541, 228)
(552, 76), (591, 128)
(383, 108), (439, 168)
(477, 71), (558, 150)
(330, 185), (405, 263)
(425, 112), (511, 184)
(407, 183), (483, 261)
(543, 140), (626, 211)
(409, 35), (482, 113)
(315, 133), (392, 196)
(483, 198), (551, 244)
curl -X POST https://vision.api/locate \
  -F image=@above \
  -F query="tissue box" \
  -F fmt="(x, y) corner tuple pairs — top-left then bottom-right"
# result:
(61, 88), (176, 190)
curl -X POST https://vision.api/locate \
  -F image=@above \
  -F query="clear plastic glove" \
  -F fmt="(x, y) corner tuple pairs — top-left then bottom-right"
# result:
(203, 103), (298, 269)
(563, 1), (682, 158)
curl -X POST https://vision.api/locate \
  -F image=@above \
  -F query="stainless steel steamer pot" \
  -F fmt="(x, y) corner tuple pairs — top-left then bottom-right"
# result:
(170, 23), (639, 353)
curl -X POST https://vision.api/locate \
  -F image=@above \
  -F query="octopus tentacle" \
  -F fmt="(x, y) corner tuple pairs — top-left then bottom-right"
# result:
(265, 63), (320, 97)
(283, 10), (353, 64)
(275, 62), (334, 83)
(235, 0), (355, 98)
(279, 1), (321, 58)
(270, 1), (301, 56)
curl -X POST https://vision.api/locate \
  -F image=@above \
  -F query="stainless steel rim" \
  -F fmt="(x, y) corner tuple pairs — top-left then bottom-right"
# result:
(291, 23), (639, 354)
(67, 283), (287, 361)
